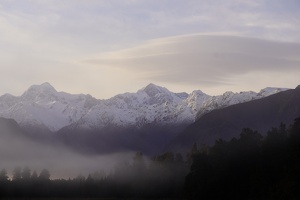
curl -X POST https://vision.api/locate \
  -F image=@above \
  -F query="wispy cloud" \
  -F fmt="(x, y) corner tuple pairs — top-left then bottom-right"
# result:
(83, 34), (300, 94)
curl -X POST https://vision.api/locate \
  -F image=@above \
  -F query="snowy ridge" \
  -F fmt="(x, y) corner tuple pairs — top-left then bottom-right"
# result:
(0, 83), (289, 132)
(196, 88), (290, 118)
(0, 83), (99, 131)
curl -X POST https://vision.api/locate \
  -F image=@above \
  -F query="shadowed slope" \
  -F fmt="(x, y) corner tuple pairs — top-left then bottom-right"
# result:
(168, 86), (300, 152)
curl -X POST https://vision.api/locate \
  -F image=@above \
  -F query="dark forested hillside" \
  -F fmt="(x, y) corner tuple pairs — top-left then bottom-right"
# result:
(185, 117), (300, 199)
(168, 86), (300, 153)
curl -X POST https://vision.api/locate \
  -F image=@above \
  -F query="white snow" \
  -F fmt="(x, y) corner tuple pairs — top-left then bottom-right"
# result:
(0, 83), (289, 132)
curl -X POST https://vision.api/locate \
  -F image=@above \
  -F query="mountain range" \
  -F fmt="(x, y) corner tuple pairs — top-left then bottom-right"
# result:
(1, 82), (297, 155)
(168, 85), (300, 153)
(0, 82), (288, 133)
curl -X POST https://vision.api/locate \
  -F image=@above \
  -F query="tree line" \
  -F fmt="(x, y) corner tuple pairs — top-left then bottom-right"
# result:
(0, 151), (189, 198)
(185, 117), (300, 199)
(0, 167), (50, 181)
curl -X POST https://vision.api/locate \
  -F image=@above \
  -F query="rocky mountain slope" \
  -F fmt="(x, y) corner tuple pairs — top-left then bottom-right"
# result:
(0, 82), (288, 132)
(168, 86), (300, 153)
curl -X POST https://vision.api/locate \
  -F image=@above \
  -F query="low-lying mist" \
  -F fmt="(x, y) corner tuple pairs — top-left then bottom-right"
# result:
(0, 118), (134, 179)
(0, 118), (188, 198)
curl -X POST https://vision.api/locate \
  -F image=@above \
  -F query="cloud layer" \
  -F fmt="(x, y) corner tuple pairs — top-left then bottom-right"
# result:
(84, 34), (300, 94)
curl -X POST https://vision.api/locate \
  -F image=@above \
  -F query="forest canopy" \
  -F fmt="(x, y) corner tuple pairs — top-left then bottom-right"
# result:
(185, 117), (300, 199)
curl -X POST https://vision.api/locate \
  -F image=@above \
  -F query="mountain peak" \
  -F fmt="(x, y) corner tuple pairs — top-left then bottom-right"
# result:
(191, 90), (207, 96)
(27, 82), (56, 92)
(22, 82), (57, 99)
(140, 83), (170, 97)
(41, 82), (53, 87)
(144, 83), (162, 90)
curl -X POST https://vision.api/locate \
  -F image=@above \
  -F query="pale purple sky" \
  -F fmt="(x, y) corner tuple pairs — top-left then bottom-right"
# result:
(0, 0), (300, 98)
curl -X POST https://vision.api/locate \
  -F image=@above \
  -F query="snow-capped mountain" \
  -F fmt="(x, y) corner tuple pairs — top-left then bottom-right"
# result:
(0, 83), (99, 132)
(196, 87), (288, 118)
(0, 83), (289, 132)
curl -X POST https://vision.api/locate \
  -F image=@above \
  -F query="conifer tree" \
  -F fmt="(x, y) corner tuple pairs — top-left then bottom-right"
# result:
(0, 169), (8, 182)
(21, 166), (31, 180)
(31, 170), (38, 180)
(38, 169), (50, 180)
(12, 167), (22, 181)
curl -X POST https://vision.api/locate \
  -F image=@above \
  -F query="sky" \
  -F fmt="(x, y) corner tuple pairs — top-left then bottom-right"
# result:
(0, 0), (300, 99)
